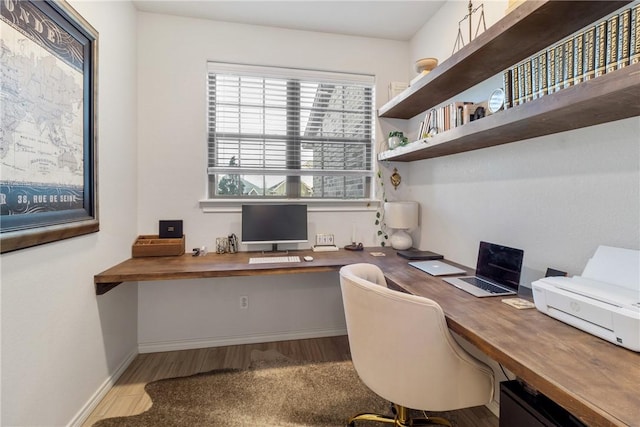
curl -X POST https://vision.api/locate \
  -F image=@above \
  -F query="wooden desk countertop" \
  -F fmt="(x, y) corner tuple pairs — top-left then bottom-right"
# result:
(94, 248), (380, 294)
(94, 247), (639, 426)
(378, 253), (640, 427)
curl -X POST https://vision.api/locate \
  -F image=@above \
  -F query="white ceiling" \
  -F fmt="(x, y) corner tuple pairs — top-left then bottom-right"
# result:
(132, 1), (446, 41)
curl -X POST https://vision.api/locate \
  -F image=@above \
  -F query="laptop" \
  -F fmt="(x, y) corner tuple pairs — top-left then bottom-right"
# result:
(443, 241), (524, 297)
(409, 260), (466, 276)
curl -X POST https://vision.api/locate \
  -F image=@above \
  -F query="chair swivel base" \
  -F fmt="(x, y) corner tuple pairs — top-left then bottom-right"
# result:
(347, 404), (452, 427)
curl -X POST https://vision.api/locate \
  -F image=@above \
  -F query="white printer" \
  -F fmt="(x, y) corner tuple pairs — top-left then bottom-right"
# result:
(532, 246), (640, 352)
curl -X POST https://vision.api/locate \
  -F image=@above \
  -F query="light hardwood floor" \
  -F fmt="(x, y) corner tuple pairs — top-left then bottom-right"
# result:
(83, 336), (498, 427)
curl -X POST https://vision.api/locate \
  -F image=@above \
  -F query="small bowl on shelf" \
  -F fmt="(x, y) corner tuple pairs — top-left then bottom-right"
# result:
(415, 57), (438, 74)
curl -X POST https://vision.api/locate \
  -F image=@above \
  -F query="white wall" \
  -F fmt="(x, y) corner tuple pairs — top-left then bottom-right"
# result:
(408, 117), (640, 281)
(0, 1), (139, 425)
(136, 13), (410, 350)
(406, 0), (640, 282)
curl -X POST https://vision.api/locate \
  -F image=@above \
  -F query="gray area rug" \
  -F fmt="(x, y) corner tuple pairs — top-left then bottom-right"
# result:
(93, 353), (396, 426)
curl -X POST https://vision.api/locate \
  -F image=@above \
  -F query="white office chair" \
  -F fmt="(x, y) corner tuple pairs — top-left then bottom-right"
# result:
(339, 263), (494, 427)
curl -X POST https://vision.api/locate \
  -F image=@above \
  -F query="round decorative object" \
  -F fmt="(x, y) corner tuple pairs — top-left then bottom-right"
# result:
(415, 57), (438, 74)
(488, 88), (506, 114)
(390, 168), (402, 189)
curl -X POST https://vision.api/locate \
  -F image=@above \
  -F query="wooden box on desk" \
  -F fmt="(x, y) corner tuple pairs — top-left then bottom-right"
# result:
(132, 235), (185, 257)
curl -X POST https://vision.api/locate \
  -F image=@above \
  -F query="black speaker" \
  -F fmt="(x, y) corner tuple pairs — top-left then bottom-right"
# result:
(159, 220), (183, 238)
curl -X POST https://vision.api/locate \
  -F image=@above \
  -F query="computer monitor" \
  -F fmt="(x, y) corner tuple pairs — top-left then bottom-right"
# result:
(241, 204), (308, 252)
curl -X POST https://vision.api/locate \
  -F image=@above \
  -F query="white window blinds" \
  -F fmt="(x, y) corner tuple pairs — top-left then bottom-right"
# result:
(207, 62), (375, 199)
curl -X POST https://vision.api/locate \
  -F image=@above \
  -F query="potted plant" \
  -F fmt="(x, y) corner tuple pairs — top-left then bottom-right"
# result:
(388, 131), (408, 150)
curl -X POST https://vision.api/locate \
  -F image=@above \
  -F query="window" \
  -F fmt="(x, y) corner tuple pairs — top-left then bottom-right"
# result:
(207, 62), (375, 199)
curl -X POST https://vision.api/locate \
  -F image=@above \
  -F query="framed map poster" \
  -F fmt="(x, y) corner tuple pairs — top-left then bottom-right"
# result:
(1, 0), (98, 253)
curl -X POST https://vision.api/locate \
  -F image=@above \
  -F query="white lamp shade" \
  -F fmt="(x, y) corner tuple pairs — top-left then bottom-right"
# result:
(384, 201), (419, 230)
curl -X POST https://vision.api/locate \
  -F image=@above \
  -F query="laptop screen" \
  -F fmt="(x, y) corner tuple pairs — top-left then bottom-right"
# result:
(476, 241), (524, 291)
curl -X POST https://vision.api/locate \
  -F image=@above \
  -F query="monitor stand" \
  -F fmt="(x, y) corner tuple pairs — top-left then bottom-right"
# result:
(261, 244), (289, 254)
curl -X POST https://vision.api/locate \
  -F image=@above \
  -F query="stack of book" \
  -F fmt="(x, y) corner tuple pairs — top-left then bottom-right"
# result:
(504, 3), (640, 109)
(418, 101), (479, 139)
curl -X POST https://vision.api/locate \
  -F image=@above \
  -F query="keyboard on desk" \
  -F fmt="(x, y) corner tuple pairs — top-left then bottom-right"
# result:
(249, 256), (301, 264)
(460, 277), (508, 294)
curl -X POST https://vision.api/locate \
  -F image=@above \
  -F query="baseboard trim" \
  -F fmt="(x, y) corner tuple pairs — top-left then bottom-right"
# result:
(68, 349), (138, 427)
(138, 328), (348, 353)
(486, 399), (500, 418)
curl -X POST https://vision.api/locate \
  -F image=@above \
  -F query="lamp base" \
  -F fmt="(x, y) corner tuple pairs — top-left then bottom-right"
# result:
(389, 230), (412, 250)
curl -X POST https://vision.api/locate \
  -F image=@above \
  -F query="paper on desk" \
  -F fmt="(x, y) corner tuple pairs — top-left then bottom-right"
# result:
(502, 298), (535, 309)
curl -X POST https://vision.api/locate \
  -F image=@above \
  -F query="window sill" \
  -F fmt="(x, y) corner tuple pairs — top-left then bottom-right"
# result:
(199, 198), (380, 213)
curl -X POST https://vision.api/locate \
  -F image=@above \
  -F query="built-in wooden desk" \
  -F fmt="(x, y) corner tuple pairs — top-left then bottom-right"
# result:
(95, 247), (639, 426)
(378, 254), (639, 427)
(94, 248), (379, 295)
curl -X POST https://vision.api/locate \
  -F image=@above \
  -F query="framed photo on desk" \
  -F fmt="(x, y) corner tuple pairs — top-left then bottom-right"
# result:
(0, 0), (99, 253)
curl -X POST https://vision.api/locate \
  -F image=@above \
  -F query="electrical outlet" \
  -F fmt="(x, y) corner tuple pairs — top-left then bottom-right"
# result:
(240, 295), (249, 309)
(315, 233), (335, 246)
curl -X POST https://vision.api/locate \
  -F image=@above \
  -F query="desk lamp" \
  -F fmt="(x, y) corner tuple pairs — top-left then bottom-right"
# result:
(384, 201), (419, 250)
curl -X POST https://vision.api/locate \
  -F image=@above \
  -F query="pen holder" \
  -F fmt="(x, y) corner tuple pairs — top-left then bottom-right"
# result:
(228, 233), (238, 253)
(216, 237), (229, 254)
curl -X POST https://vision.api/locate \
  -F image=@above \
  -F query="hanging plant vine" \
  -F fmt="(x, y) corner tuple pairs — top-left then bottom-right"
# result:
(375, 169), (389, 246)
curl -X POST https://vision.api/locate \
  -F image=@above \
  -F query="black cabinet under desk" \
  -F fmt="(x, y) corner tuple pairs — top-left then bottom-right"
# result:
(499, 380), (586, 427)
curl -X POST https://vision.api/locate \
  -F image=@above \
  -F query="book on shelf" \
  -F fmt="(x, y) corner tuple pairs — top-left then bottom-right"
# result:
(524, 60), (533, 102)
(446, 104), (452, 131)
(618, 8), (631, 69)
(512, 65), (520, 106)
(417, 120), (425, 140)
(442, 107), (448, 130)
(424, 108), (439, 136)
(531, 56), (539, 100)
(574, 32), (584, 85)
(632, 4), (640, 64)
(547, 47), (556, 94)
(503, 68), (512, 109)
(563, 38), (574, 89)
(538, 51), (548, 98)
(517, 61), (526, 104)
(584, 26), (596, 80)
(553, 44), (563, 93)
(606, 14), (619, 73)
(594, 20), (607, 77)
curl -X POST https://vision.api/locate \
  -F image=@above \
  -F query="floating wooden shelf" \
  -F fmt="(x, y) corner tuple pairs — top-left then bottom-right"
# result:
(379, 0), (631, 119)
(379, 63), (640, 162)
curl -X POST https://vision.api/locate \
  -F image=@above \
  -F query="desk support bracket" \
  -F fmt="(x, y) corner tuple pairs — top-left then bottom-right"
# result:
(96, 282), (123, 295)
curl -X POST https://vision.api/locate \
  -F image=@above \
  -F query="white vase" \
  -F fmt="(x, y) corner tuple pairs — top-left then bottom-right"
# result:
(388, 136), (401, 149)
(389, 230), (412, 250)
